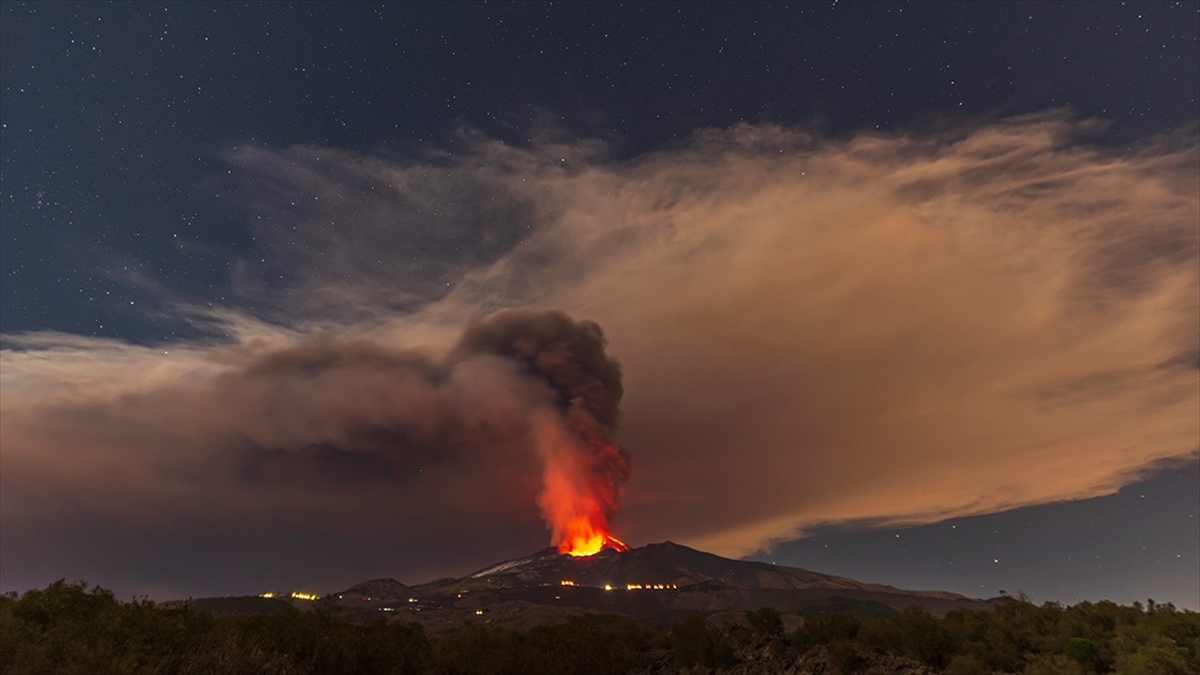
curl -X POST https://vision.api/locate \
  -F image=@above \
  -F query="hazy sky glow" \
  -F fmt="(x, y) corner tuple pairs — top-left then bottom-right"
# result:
(2, 1), (1197, 607)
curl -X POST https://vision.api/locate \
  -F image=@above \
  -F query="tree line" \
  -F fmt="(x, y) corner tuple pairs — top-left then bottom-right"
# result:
(1, 580), (1196, 674)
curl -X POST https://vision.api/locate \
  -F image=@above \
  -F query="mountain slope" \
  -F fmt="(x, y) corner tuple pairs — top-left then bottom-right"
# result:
(336, 578), (414, 602)
(431, 541), (958, 599)
(330, 541), (989, 627)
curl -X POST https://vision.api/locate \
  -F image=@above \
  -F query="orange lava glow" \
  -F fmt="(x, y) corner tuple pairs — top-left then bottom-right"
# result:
(535, 417), (631, 558)
(559, 519), (629, 556)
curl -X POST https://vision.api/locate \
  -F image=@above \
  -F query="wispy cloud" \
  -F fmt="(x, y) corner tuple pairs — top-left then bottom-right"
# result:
(2, 112), (1196, 595)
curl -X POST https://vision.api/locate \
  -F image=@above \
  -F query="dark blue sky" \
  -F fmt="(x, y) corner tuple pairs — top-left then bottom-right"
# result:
(750, 463), (1199, 609)
(4, 1), (1196, 339)
(2, 1), (1197, 607)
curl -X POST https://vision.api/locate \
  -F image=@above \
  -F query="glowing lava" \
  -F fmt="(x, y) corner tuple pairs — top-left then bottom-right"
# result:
(533, 410), (631, 558)
(559, 518), (629, 557)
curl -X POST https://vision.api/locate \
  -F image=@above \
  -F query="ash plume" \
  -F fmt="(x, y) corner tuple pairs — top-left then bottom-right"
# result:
(453, 310), (624, 436)
(453, 310), (631, 552)
(0, 309), (632, 589)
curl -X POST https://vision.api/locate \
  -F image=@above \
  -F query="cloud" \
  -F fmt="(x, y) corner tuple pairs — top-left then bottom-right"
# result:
(2, 112), (1197, 595)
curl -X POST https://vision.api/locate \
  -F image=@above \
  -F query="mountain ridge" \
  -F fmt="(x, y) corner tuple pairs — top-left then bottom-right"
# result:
(424, 541), (964, 600)
(326, 541), (990, 627)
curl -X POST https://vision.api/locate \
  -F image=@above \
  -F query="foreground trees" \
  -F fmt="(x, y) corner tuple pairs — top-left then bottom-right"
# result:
(1, 580), (1197, 674)
(779, 597), (1200, 675)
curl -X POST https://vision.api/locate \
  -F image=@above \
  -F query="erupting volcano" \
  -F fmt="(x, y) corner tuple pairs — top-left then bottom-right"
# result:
(559, 522), (629, 557)
(545, 455), (631, 555)
(455, 311), (632, 558)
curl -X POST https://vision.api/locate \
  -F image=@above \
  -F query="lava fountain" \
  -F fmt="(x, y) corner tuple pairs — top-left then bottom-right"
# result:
(536, 423), (631, 556)
(456, 311), (632, 558)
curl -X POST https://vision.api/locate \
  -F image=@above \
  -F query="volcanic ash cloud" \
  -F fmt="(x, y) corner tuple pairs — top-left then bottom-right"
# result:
(453, 310), (630, 555)
(0, 310), (631, 575)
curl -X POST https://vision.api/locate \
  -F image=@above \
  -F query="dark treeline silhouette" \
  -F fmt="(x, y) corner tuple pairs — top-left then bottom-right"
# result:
(2, 580), (1197, 674)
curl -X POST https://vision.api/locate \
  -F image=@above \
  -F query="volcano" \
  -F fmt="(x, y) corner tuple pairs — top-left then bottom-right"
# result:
(330, 542), (992, 627)
(430, 541), (951, 595)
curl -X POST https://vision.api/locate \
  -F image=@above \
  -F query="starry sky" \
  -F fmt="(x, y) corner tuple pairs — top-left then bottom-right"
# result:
(1, 1), (1197, 609)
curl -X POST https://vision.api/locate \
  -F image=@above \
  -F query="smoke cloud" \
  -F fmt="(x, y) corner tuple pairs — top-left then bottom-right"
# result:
(453, 310), (630, 552)
(1, 111), (1196, 596)
(0, 310), (628, 571)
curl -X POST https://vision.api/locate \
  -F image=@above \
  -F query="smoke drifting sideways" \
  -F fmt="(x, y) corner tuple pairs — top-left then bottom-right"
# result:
(3, 111), (1198, 598)
(0, 310), (629, 591)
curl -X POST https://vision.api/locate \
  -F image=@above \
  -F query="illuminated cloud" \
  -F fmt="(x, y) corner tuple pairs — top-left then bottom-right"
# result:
(1, 112), (1196, 593)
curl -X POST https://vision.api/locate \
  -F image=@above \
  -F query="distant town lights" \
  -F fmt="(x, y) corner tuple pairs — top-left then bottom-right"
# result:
(560, 580), (676, 591)
(258, 590), (320, 600)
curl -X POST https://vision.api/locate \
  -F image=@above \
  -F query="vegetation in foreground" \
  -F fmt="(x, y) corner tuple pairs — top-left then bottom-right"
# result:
(1, 580), (1197, 674)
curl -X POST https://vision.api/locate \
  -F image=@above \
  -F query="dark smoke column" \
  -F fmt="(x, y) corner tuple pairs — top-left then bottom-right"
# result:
(453, 310), (631, 555)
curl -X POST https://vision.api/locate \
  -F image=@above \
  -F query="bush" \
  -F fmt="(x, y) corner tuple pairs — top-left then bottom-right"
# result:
(1112, 635), (1195, 675)
(1063, 637), (1103, 673)
(792, 613), (861, 651)
(3, 579), (1199, 675)
(1023, 653), (1085, 675)
(826, 640), (864, 675)
(745, 607), (783, 636)
(944, 654), (990, 675)
(670, 613), (734, 669)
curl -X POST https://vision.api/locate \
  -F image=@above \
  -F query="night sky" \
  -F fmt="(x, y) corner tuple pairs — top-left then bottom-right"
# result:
(2, 2), (1197, 609)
